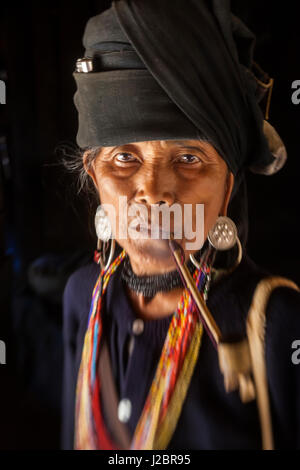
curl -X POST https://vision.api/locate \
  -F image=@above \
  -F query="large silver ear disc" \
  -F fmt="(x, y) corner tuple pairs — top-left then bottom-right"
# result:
(95, 205), (112, 242)
(208, 216), (237, 250)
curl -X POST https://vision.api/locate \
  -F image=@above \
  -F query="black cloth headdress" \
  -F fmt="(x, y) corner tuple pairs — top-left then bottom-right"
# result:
(73, 0), (285, 177)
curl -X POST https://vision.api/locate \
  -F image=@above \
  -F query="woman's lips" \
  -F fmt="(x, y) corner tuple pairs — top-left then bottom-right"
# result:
(128, 221), (173, 239)
(127, 220), (182, 260)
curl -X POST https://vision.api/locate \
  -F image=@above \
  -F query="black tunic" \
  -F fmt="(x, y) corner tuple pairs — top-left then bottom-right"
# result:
(61, 254), (300, 449)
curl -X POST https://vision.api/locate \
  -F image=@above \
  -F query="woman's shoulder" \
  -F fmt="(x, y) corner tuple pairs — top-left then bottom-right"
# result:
(265, 281), (300, 339)
(64, 260), (99, 290)
(240, 257), (300, 343)
(208, 253), (300, 338)
(243, 256), (300, 320)
(221, 253), (299, 306)
(63, 261), (100, 324)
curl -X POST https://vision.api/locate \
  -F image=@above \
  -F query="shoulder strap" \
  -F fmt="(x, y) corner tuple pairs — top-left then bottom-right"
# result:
(246, 276), (299, 450)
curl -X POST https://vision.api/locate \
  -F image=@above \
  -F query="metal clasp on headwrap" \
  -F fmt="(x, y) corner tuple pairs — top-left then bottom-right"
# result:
(75, 57), (93, 73)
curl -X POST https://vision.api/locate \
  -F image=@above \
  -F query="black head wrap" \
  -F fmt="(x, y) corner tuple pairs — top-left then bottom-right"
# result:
(73, 0), (280, 177)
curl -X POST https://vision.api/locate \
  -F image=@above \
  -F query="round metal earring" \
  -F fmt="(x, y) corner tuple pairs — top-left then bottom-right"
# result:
(208, 216), (238, 250)
(189, 216), (242, 273)
(208, 216), (242, 271)
(94, 205), (115, 270)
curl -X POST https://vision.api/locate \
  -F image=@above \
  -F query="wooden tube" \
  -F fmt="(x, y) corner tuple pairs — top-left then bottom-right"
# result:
(171, 245), (222, 345)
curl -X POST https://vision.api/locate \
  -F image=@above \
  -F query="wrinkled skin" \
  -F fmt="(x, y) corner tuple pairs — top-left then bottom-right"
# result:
(85, 139), (234, 319)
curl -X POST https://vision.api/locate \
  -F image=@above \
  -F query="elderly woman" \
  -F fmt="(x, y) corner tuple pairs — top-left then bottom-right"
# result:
(62, 0), (300, 450)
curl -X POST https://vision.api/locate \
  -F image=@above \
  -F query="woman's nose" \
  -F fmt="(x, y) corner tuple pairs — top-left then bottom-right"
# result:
(134, 169), (176, 207)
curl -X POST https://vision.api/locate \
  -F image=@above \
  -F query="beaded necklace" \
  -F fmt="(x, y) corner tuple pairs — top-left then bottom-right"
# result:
(74, 249), (211, 450)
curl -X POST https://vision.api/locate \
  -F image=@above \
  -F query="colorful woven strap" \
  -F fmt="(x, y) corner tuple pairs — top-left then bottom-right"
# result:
(74, 250), (209, 450)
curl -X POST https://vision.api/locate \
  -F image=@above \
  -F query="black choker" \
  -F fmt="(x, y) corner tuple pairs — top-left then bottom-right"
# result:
(121, 254), (199, 298)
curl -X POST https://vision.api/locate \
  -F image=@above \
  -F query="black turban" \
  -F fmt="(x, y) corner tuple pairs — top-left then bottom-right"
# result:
(73, 0), (278, 176)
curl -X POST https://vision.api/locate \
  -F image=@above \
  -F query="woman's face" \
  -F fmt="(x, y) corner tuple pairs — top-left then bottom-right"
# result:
(85, 139), (234, 274)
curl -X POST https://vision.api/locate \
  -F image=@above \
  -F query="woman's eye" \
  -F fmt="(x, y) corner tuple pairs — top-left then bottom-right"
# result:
(177, 154), (201, 164)
(114, 153), (138, 164)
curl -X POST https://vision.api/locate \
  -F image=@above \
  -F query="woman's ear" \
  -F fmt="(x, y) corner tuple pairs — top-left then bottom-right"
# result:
(221, 171), (234, 216)
(83, 150), (98, 190)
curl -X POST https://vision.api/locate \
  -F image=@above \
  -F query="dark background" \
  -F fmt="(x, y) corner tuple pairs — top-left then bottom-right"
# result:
(0, 0), (299, 450)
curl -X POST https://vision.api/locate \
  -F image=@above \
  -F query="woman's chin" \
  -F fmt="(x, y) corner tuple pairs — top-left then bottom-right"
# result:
(124, 238), (178, 271)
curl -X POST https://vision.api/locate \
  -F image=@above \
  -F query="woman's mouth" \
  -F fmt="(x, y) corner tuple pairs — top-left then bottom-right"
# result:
(128, 221), (173, 240)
